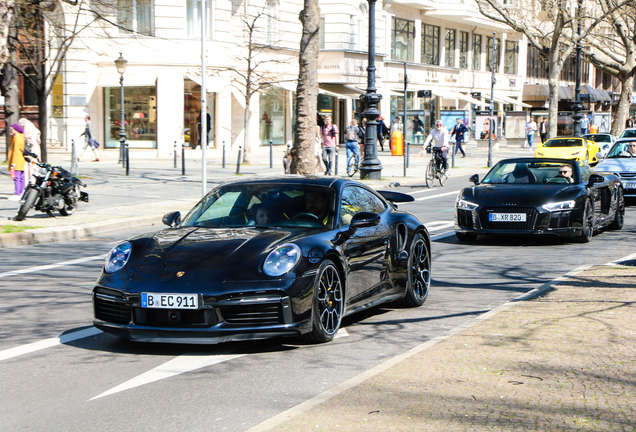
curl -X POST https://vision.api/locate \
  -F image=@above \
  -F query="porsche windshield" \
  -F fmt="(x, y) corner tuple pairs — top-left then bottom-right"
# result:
(482, 161), (579, 185)
(542, 139), (584, 148)
(606, 141), (636, 158)
(181, 184), (335, 229)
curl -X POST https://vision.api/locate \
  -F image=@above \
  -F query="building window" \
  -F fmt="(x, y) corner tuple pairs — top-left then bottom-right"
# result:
(187, 0), (213, 38)
(391, 18), (415, 62)
(118, 0), (154, 35)
(319, 17), (325, 49)
(486, 36), (501, 73)
(259, 85), (286, 145)
(526, 44), (548, 79)
(445, 29), (456, 67)
(473, 34), (482, 70)
(421, 24), (439, 65)
(105, 86), (157, 149)
(504, 40), (518, 74)
(459, 31), (468, 69)
(266, 0), (279, 45)
(350, 15), (356, 49)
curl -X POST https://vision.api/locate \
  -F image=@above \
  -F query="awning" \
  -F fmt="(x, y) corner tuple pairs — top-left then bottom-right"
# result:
(596, 89), (612, 103)
(318, 83), (365, 99)
(97, 74), (157, 87)
(431, 89), (489, 108)
(522, 84), (576, 102)
(185, 75), (224, 93)
(580, 85), (598, 103)
(488, 94), (532, 108)
(559, 86), (574, 101)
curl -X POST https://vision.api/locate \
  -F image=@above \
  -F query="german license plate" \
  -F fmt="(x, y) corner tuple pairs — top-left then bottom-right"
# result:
(623, 181), (636, 189)
(489, 213), (526, 222)
(141, 293), (199, 309)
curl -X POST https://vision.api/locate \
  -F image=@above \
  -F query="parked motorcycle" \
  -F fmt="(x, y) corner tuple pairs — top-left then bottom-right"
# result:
(15, 152), (89, 221)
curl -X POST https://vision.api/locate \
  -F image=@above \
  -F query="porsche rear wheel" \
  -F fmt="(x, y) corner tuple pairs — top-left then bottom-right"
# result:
(425, 161), (435, 188)
(609, 188), (624, 230)
(397, 233), (430, 307)
(575, 199), (594, 243)
(302, 260), (344, 343)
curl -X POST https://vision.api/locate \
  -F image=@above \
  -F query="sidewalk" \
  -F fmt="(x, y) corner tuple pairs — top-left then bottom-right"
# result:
(258, 262), (636, 431)
(0, 143), (531, 247)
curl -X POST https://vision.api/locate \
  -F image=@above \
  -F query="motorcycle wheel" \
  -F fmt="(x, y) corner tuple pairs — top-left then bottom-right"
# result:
(60, 188), (78, 216)
(15, 188), (38, 221)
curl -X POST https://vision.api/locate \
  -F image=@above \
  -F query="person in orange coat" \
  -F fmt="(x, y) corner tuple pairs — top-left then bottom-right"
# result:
(8, 123), (26, 201)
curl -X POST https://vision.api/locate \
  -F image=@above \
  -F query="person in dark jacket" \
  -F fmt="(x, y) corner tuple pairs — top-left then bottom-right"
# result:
(449, 118), (468, 158)
(376, 115), (390, 151)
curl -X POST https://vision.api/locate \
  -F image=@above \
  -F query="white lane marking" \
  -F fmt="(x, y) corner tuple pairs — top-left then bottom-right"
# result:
(247, 263), (595, 432)
(413, 190), (460, 201)
(90, 351), (246, 400)
(407, 189), (437, 195)
(0, 254), (106, 279)
(0, 327), (102, 362)
(604, 252), (636, 266)
(425, 221), (455, 232)
(334, 328), (349, 339)
(430, 231), (455, 241)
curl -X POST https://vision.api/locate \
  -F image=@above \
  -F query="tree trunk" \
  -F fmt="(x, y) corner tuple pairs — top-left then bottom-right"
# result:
(291, 0), (320, 175)
(547, 51), (560, 139)
(2, 19), (19, 160)
(38, 88), (48, 163)
(243, 92), (251, 164)
(611, 74), (635, 136)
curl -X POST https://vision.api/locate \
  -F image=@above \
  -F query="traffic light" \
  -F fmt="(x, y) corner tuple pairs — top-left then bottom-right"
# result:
(417, 89), (432, 98)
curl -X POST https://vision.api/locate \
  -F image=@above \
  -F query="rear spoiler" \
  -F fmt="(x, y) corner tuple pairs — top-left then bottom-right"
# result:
(377, 190), (414, 203)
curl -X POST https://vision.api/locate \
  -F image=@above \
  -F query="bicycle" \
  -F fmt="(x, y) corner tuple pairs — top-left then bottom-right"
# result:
(425, 146), (448, 187)
(347, 152), (360, 177)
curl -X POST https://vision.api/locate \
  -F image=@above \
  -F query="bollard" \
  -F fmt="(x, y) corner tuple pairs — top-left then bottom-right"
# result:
(222, 141), (226, 169)
(404, 141), (409, 176)
(174, 141), (178, 168)
(71, 139), (78, 177)
(125, 144), (130, 176)
(335, 150), (339, 176)
(406, 142), (411, 169)
(269, 140), (273, 169)
(451, 143), (456, 168)
(236, 146), (242, 174)
(182, 145), (186, 175)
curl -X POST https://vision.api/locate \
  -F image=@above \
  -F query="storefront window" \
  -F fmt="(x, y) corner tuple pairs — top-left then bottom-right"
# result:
(259, 85), (286, 145)
(184, 78), (216, 148)
(105, 86), (157, 148)
(318, 94), (334, 119)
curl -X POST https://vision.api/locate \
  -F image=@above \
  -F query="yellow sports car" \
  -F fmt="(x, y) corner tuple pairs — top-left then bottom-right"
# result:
(534, 137), (601, 164)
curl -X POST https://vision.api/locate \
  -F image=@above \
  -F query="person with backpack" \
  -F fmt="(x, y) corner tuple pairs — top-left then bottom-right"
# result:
(321, 115), (339, 175)
(344, 119), (362, 167)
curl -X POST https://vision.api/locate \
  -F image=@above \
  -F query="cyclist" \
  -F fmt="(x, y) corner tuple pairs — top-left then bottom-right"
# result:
(423, 120), (450, 173)
(344, 118), (362, 171)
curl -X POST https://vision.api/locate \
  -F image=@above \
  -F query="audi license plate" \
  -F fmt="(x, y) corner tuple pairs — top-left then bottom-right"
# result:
(623, 181), (636, 189)
(489, 213), (526, 222)
(141, 293), (199, 309)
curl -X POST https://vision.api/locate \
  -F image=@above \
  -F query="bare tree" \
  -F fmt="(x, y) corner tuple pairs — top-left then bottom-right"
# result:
(583, 1), (636, 134)
(0, 0), (17, 70)
(475, 0), (628, 138)
(290, 0), (320, 175)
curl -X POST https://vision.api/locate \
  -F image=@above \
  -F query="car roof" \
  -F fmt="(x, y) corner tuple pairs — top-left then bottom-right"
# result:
(495, 157), (579, 165)
(210, 175), (376, 193)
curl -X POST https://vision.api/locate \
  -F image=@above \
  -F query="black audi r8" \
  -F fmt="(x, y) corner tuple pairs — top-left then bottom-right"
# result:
(93, 177), (430, 344)
(455, 158), (625, 243)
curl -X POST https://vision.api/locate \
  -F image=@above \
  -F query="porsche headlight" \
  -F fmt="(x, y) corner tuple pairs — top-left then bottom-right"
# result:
(263, 244), (301, 277)
(457, 199), (479, 211)
(542, 200), (575, 212)
(104, 242), (132, 273)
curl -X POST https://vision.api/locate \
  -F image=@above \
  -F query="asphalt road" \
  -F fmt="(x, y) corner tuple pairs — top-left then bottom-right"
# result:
(1, 174), (635, 432)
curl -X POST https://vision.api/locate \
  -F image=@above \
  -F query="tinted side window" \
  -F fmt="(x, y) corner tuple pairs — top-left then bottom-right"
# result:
(340, 186), (386, 225)
(579, 162), (592, 183)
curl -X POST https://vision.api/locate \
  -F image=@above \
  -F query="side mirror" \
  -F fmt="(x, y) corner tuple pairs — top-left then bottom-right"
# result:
(588, 174), (604, 184)
(595, 152), (603, 160)
(349, 212), (381, 230)
(162, 211), (181, 227)
(470, 174), (479, 185)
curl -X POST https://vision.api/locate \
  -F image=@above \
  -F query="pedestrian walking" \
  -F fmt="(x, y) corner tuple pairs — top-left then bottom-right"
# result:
(18, 118), (41, 181)
(526, 117), (537, 150)
(78, 114), (100, 162)
(7, 124), (26, 201)
(377, 115), (389, 151)
(626, 116), (635, 129)
(344, 118), (362, 164)
(449, 118), (468, 158)
(581, 114), (590, 135)
(320, 115), (339, 175)
(539, 117), (548, 144)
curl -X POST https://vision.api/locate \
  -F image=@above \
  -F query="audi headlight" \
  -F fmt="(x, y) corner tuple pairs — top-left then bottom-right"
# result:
(457, 199), (479, 211)
(263, 244), (301, 277)
(104, 242), (132, 273)
(542, 200), (575, 211)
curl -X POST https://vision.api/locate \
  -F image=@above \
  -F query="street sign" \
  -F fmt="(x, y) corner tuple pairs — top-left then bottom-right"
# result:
(417, 90), (432, 98)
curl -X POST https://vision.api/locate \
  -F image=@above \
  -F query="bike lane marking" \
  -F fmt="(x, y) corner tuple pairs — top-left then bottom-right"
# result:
(411, 190), (461, 201)
(0, 327), (102, 362)
(0, 254), (105, 279)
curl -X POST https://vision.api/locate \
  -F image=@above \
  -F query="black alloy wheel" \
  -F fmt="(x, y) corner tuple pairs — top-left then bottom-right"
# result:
(609, 188), (625, 230)
(575, 199), (594, 243)
(15, 187), (38, 221)
(398, 233), (431, 307)
(302, 260), (344, 343)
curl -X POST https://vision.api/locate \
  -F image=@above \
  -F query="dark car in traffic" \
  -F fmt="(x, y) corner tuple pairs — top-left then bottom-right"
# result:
(93, 177), (431, 344)
(455, 158), (624, 243)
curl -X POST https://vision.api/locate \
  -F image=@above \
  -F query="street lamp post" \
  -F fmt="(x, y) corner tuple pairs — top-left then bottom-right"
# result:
(572, 0), (583, 137)
(359, 0), (382, 180)
(488, 33), (496, 168)
(115, 52), (128, 163)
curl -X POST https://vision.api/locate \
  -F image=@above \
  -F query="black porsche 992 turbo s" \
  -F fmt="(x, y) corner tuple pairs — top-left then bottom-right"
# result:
(93, 177), (430, 344)
(455, 158), (625, 243)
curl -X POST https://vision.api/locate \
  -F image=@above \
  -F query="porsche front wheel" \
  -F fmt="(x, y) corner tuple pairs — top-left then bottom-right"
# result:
(302, 260), (344, 343)
(398, 233), (430, 307)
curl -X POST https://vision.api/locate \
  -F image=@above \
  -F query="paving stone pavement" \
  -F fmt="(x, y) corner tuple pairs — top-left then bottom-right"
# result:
(263, 264), (636, 432)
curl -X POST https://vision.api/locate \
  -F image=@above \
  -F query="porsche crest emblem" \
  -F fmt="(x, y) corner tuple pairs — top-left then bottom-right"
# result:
(176, 271), (185, 277)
